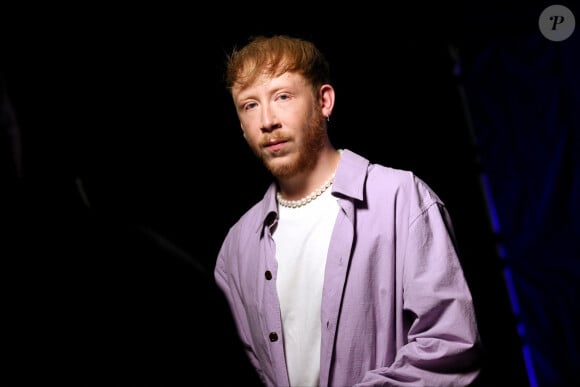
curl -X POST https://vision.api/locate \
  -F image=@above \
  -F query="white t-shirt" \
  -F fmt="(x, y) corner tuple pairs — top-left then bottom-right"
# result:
(273, 187), (340, 387)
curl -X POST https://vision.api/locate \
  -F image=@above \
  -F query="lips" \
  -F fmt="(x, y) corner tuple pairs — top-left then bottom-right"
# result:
(266, 141), (286, 152)
(267, 138), (285, 146)
(262, 136), (287, 149)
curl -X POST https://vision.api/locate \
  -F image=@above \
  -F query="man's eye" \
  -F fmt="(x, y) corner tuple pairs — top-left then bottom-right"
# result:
(245, 102), (257, 110)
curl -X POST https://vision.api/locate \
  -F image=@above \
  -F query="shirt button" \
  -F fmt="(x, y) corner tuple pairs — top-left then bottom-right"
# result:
(265, 271), (272, 280)
(269, 332), (278, 342)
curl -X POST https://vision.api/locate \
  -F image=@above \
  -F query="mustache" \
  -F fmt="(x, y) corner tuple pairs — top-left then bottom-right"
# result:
(260, 132), (289, 147)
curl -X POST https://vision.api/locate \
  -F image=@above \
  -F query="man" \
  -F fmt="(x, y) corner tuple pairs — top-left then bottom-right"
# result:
(214, 34), (481, 387)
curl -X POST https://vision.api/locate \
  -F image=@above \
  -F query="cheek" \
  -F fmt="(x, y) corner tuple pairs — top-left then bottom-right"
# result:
(240, 114), (262, 134)
(242, 129), (260, 146)
(239, 116), (257, 133)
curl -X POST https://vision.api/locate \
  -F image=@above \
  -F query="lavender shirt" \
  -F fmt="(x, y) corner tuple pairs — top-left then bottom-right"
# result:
(215, 149), (481, 386)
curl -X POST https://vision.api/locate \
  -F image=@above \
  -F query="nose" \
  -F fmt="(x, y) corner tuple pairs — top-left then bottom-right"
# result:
(260, 105), (281, 133)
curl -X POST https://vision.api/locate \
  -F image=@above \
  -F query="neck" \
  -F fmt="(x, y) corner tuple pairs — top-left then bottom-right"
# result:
(276, 172), (335, 208)
(277, 148), (341, 201)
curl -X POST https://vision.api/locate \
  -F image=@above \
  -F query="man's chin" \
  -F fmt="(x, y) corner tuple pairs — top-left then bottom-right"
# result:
(263, 157), (295, 179)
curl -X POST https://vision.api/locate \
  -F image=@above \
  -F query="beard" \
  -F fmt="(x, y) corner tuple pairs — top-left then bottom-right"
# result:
(247, 108), (327, 179)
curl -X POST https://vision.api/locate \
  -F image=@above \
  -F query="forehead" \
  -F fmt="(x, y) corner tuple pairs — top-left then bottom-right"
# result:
(232, 71), (307, 99)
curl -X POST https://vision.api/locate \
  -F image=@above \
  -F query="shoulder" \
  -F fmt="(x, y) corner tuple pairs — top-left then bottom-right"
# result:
(220, 184), (276, 247)
(373, 163), (443, 210)
(340, 149), (443, 215)
(343, 149), (440, 198)
(338, 148), (418, 187)
(225, 200), (264, 240)
(372, 164), (440, 200)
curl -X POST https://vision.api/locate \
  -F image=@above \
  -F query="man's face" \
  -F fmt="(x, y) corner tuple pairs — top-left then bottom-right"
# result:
(232, 71), (326, 179)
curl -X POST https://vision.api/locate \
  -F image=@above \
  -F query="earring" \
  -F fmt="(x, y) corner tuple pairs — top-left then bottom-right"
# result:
(326, 115), (330, 122)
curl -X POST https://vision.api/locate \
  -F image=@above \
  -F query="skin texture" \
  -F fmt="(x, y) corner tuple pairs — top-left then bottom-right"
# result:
(232, 71), (341, 201)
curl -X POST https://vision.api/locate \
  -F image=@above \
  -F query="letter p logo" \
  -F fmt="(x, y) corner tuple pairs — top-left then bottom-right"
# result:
(539, 5), (576, 41)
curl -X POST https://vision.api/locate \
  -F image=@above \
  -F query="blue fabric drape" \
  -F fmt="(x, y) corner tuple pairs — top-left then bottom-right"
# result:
(460, 22), (580, 387)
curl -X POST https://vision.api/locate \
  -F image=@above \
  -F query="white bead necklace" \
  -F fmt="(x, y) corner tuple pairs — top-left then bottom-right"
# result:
(276, 173), (335, 209)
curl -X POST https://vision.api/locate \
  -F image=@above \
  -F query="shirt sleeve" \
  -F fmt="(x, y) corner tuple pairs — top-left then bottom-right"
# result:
(356, 201), (482, 387)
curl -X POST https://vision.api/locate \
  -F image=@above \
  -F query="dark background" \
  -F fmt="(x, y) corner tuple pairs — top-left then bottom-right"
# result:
(2, 2), (578, 386)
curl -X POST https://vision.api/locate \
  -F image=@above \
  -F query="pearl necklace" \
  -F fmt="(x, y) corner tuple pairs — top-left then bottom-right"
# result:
(276, 173), (335, 208)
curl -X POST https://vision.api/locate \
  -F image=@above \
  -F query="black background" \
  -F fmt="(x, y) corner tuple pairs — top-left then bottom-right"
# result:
(1, 5), (541, 386)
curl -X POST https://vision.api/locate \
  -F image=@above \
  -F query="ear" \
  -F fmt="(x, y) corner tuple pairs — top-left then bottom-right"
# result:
(319, 84), (335, 119)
